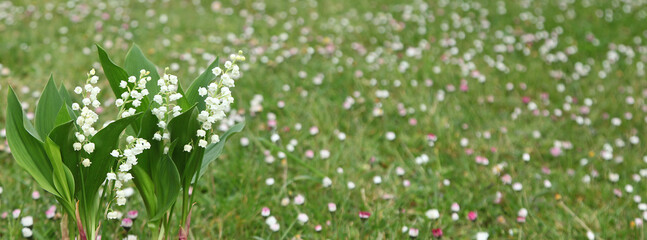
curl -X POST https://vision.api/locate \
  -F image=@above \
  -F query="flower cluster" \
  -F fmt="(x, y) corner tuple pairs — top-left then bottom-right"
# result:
(151, 70), (184, 142)
(192, 51), (246, 150)
(105, 136), (150, 216)
(71, 69), (102, 167)
(116, 70), (151, 118)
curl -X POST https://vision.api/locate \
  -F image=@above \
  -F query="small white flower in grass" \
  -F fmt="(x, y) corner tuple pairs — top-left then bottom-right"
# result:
(451, 213), (459, 221)
(476, 232), (489, 240)
(328, 203), (337, 212)
(322, 177), (332, 187)
(83, 142), (95, 153)
(74, 87), (83, 94)
(402, 226), (408, 233)
(409, 228), (419, 238)
(385, 131), (396, 141)
(270, 134), (280, 143)
(265, 216), (277, 225)
(72, 103), (80, 110)
(347, 181), (356, 189)
(82, 158), (92, 167)
(337, 132), (346, 140)
(183, 144), (192, 152)
(396, 167), (405, 176)
(240, 137), (249, 146)
(451, 203), (460, 212)
(0, 186), (3, 195)
(297, 213), (309, 224)
(518, 208), (528, 218)
(12, 209), (21, 218)
(544, 180), (552, 188)
(320, 149), (330, 159)
(586, 231), (595, 240)
(294, 194), (305, 205)
(512, 182), (523, 191)
(280, 197), (290, 206)
(373, 176), (382, 184)
(265, 178), (275, 186)
(31, 191), (40, 200)
(425, 209), (440, 219)
(21, 216), (33, 227)
(21, 228), (32, 238)
(269, 223), (280, 232)
(261, 207), (270, 217)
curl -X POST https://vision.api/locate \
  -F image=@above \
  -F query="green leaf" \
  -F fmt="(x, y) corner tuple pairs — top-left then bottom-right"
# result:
(54, 104), (72, 126)
(23, 111), (42, 141)
(197, 121), (245, 180)
(150, 156), (181, 221)
(185, 57), (219, 110)
(176, 82), (191, 111)
(44, 137), (75, 205)
(96, 45), (130, 103)
(6, 87), (57, 195)
(58, 84), (78, 120)
(84, 113), (142, 200)
(48, 114), (81, 194)
(131, 165), (157, 219)
(96, 44), (142, 131)
(35, 76), (64, 138)
(136, 109), (162, 175)
(167, 105), (200, 177)
(124, 44), (161, 98)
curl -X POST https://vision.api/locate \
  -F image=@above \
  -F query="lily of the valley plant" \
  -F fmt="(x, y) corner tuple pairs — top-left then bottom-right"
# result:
(6, 44), (245, 240)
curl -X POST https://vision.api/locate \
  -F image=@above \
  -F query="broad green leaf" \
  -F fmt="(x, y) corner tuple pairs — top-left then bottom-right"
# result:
(96, 44), (142, 131)
(23, 111), (42, 141)
(150, 156), (181, 221)
(131, 165), (157, 218)
(35, 76), (63, 138)
(176, 82), (191, 111)
(49, 115), (81, 194)
(58, 84), (78, 120)
(124, 44), (161, 98)
(197, 121), (245, 180)
(6, 87), (57, 195)
(185, 57), (219, 110)
(182, 143), (204, 186)
(136, 109), (162, 175)
(54, 104), (72, 126)
(44, 137), (75, 205)
(167, 105), (200, 177)
(97, 44), (130, 100)
(83, 113), (142, 200)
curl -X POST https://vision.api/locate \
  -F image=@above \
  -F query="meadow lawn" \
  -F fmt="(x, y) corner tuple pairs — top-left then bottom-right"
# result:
(1, 0), (647, 239)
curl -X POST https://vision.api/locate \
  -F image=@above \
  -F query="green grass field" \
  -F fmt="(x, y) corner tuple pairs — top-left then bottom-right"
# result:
(1, 0), (647, 239)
